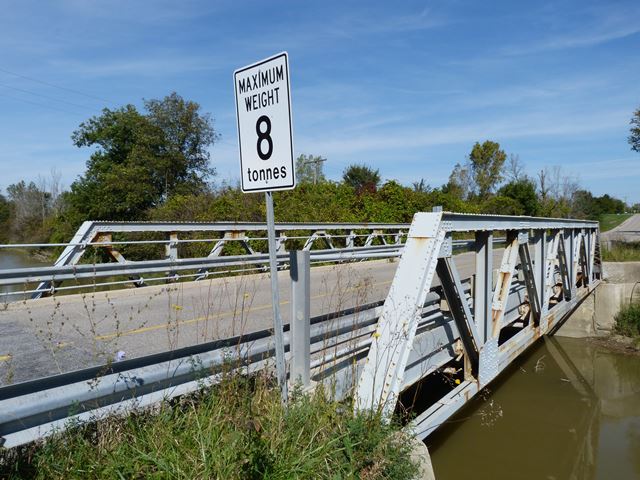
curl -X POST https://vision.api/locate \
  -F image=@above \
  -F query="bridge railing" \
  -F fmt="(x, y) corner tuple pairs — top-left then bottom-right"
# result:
(0, 221), (412, 300)
(0, 212), (602, 448)
(0, 221), (500, 300)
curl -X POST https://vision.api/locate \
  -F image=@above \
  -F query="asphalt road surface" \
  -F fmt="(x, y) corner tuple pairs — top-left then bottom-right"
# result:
(601, 214), (640, 244)
(0, 251), (504, 385)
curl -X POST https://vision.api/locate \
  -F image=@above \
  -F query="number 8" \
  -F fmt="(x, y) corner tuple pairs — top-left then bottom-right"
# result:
(256, 115), (273, 160)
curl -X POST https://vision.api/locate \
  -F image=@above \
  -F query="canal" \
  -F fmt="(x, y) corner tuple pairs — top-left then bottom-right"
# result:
(428, 335), (640, 479)
(0, 250), (48, 300)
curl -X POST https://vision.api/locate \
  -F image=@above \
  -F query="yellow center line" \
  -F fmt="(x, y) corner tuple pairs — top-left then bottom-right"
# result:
(94, 279), (393, 341)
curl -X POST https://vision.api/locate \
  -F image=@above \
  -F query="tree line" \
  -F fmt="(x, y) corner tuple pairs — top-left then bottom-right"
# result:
(1, 93), (638, 245)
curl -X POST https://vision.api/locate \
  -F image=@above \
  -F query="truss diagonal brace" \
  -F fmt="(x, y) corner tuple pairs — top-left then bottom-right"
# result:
(436, 257), (480, 373)
(557, 233), (571, 301)
(518, 243), (541, 324)
(579, 234), (590, 287)
(355, 212), (445, 417)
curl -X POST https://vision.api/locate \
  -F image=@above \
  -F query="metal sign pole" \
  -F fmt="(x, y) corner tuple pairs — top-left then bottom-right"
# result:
(265, 191), (288, 404)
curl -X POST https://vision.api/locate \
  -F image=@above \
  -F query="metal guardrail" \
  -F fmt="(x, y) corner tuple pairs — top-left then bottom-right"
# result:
(0, 212), (602, 448)
(1, 221), (412, 299)
(0, 269), (506, 449)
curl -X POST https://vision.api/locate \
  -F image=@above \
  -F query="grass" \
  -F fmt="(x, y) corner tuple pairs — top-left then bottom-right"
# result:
(614, 302), (640, 338)
(598, 213), (634, 232)
(601, 241), (640, 262)
(0, 372), (419, 480)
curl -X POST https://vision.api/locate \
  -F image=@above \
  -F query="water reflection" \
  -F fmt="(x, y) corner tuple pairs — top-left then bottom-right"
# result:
(428, 336), (640, 480)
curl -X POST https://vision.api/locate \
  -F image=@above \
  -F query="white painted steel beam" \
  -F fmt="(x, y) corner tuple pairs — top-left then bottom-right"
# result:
(355, 212), (445, 416)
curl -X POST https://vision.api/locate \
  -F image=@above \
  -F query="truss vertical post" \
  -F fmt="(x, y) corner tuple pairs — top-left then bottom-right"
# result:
(571, 231), (582, 294)
(166, 233), (178, 261)
(276, 232), (287, 253)
(474, 231), (493, 345)
(533, 230), (546, 317)
(558, 231), (571, 301)
(355, 212), (444, 416)
(543, 230), (560, 311)
(588, 230), (596, 283)
(346, 230), (356, 248)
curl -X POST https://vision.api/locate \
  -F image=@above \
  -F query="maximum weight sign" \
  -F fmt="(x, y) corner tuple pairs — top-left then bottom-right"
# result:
(234, 52), (295, 192)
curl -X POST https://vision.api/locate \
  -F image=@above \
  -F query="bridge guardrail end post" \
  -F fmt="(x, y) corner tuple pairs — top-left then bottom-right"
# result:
(289, 250), (311, 389)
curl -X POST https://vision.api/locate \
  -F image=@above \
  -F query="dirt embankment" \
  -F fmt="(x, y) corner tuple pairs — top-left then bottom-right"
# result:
(586, 334), (640, 356)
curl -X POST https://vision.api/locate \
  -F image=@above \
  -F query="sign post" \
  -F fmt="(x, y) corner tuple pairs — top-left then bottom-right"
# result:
(234, 52), (296, 404)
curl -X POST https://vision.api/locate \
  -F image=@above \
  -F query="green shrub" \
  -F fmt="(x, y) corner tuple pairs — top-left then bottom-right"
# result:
(1, 373), (419, 480)
(614, 302), (640, 337)
(602, 242), (640, 262)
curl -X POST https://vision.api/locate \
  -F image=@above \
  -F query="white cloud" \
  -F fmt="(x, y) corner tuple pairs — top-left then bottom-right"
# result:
(297, 108), (630, 157)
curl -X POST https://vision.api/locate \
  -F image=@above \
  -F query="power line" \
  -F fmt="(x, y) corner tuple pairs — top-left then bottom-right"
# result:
(0, 82), (95, 111)
(0, 91), (85, 116)
(0, 66), (112, 104)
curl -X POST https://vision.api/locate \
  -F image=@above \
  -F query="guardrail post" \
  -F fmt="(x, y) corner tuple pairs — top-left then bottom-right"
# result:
(289, 250), (310, 387)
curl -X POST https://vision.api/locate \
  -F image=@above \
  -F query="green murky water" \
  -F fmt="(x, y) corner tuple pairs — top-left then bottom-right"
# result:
(429, 336), (640, 480)
(0, 250), (46, 299)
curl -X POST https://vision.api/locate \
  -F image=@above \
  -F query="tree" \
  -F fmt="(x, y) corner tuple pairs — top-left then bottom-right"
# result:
(342, 163), (381, 194)
(505, 154), (525, 182)
(68, 93), (217, 220)
(144, 92), (217, 197)
(536, 166), (580, 218)
(537, 168), (550, 203)
(630, 106), (640, 152)
(6, 181), (51, 241)
(446, 163), (474, 200)
(468, 141), (507, 199)
(412, 178), (430, 193)
(0, 194), (11, 242)
(295, 154), (326, 184)
(498, 178), (539, 216)
(480, 195), (524, 215)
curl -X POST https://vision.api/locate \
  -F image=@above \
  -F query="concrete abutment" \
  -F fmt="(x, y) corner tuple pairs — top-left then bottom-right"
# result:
(557, 262), (640, 338)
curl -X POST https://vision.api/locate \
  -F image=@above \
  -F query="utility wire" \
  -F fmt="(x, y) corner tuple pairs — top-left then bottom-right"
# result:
(0, 82), (95, 111)
(0, 66), (112, 103)
(0, 91), (85, 115)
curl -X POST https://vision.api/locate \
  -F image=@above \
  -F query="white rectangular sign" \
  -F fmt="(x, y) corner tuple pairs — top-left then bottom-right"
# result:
(234, 52), (295, 192)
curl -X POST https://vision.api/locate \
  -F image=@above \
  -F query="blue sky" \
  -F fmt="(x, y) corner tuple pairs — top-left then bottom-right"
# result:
(1, 0), (639, 203)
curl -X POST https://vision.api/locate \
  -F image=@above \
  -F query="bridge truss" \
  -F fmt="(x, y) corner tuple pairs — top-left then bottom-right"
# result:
(354, 212), (600, 438)
(0, 212), (600, 447)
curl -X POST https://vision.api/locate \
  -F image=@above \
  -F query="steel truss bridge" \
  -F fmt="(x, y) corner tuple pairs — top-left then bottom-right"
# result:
(0, 212), (600, 448)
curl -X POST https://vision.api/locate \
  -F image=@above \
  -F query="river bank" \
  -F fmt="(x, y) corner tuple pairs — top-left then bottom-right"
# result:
(586, 334), (640, 355)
